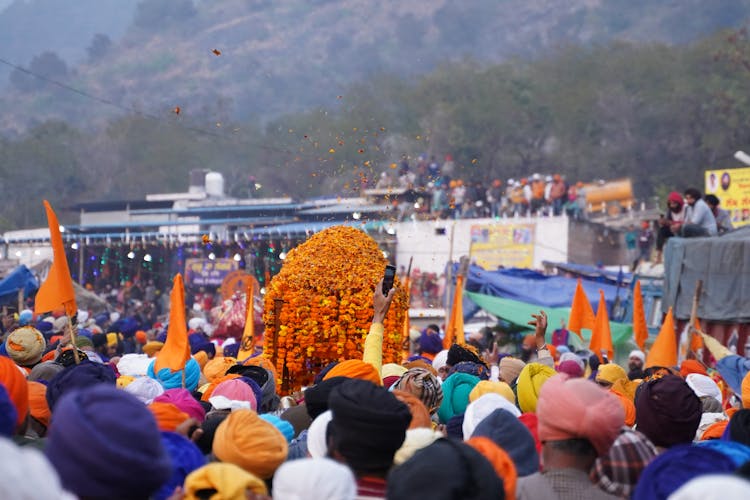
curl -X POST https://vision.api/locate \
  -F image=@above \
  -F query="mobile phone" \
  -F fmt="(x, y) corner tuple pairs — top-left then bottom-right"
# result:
(382, 265), (396, 295)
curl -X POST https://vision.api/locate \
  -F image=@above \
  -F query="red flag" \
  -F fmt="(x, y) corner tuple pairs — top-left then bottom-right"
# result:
(646, 307), (678, 368)
(589, 290), (614, 362)
(632, 281), (648, 350)
(567, 279), (594, 339)
(35, 201), (77, 316)
(154, 274), (191, 373)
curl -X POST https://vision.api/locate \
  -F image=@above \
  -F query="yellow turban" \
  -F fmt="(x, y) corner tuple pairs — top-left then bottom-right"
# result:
(611, 377), (641, 402)
(184, 463), (268, 499)
(106, 332), (120, 347)
(323, 359), (382, 386)
(469, 380), (516, 405)
(382, 363), (408, 380)
(212, 409), (288, 479)
(142, 341), (164, 358)
(517, 363), (556, 413)
(116, 375), (135, 388)
(595, 364), (628, 386)
(204, 357), (237, 383)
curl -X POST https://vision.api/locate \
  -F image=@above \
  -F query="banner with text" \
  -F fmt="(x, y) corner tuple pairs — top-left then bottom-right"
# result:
(184, 258), (239, 287)
(470, 223), (536, 269)
(705, 167), (750, 227)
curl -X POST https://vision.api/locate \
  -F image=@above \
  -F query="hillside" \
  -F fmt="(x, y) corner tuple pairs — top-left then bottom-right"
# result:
(1, 0), (750, 132)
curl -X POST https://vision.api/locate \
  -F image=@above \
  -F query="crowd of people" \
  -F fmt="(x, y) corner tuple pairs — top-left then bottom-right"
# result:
(373, 154), (589, 220)
(1, 278), (750, 499)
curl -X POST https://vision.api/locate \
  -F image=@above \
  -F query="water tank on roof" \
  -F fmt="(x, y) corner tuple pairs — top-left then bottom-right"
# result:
(205, 171), (225, 198)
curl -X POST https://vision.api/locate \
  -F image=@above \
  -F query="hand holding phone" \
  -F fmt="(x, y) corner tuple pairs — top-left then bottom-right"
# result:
(382, 265), (396, 295)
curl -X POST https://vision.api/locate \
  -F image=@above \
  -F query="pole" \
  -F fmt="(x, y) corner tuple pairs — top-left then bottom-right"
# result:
(17, 288), (23, 315)
(65, 318), (80, 364)
(687, 280), (703, 358)
(78, 240), (84, 286)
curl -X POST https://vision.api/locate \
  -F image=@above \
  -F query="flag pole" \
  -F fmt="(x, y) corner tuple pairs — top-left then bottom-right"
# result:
(65, 317), (80, 364)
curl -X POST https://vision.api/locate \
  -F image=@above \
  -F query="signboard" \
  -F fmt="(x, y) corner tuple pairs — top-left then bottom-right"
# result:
(184, 258), (238, 287)
(220, 270), (260, 300)
(470, 223), (535, 269)
(705, 167), (750, 227)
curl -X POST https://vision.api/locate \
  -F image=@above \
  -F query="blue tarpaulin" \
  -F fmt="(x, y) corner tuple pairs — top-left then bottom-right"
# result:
(0, 265), (38, 305)
(464, 265), (623, 310)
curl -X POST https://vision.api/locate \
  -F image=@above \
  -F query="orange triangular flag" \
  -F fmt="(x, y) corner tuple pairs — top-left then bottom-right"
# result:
(646, 307), (678, 368)
(35, 201), (77, 317)
(632, 280), (648, 350)
(589, 290), (614, 362)
(567, 279), (594, 339)
(154, 274), (191, 373)
(690, 319), (705, 352)
(237, 281), (256, 361)
(443, 275), (466, 348)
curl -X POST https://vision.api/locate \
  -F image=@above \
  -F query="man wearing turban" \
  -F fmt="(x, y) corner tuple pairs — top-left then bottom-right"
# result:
(517, 375), (625, 499)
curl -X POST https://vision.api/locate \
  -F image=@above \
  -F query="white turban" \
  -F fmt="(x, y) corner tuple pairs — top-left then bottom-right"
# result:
(0, 438), (76, 500)
(463, 393), (521, 439)
(559, 352), (585, 371)
(117, 354), (152, 378)
(685, 373), (722, 404)
(188, 317), (207, 331)
(123, 377), (164, 404)
(307, 410), (333, 459)
(394, 428), (444, 465)
(432, 349), (449, 372)
(273, 458), (356, 500)
(668, 474), (750, 500)
(628, 350), (645, 363)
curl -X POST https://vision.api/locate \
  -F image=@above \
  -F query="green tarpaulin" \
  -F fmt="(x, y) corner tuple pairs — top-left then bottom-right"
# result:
(466, 291), (635, 350)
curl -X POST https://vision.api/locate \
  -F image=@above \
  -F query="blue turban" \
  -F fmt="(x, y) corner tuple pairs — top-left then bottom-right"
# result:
(188, 334), (215, 357)
(0, 384), (17, 437)
(223, 343), (240, 358)
(633, 445), (737, 500)
(18, 310), (33, 326)
(46, 360), (117, 410)
(77, 328), (93, 339)
(154, 432), (206, 500)
(94, 313), (109, 327)
(259, 413), (295, 443)
(696, 439), (750, 467)
(445, 413), (465, 440)
(419, 330), (443, 355)
(449, 361), (490, 380)
(45, 386), (171, 499)
(147, 357), (201, 391)
(35, 321), (53, 334)
(472, 408), (540, 477)
(238, 376), (263, 410)
(156, 331), (168, 343)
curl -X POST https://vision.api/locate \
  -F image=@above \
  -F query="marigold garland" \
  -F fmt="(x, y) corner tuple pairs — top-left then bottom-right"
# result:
(262, 226), (407, 394)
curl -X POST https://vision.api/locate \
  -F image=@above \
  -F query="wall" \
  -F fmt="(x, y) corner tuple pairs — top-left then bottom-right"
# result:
(395, 216), (569, 274)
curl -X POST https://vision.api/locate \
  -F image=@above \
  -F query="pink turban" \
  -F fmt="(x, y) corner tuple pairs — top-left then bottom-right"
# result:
(153, 388), (206, 423)
(536, 375), (624, 456)
(212, 379), (257, 411)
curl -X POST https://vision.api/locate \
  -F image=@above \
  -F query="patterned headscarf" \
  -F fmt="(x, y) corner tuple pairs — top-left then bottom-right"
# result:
(592, 427), (658, 498)
(394, 368), (443, 414)
(449, 361), (490, 381)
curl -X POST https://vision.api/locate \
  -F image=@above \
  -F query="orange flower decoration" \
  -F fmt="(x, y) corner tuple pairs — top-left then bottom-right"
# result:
(262, 226), (407, 394)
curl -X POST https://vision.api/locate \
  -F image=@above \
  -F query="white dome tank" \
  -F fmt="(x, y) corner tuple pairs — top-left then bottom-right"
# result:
(205, 171), (225, 198)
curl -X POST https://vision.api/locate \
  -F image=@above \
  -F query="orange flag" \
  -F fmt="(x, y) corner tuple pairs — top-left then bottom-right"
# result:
(154, 274), (191, 374)
(35, 201), (77, 316)
(632, 280), (648, 350)
(567, 279), (594, 339)
(646, 307), (678, 368)
(589, 290), (614, 362)
(443, 275), (465, 348)
(237, 282), (256, 361)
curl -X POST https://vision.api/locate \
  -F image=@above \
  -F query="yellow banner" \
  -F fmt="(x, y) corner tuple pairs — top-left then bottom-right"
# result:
(470, 223), (535, 269)
(705, 167), (750, 227)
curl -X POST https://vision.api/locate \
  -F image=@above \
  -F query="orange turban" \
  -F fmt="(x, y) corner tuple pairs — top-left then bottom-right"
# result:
(27, 381), (51, 429)
(204, 357), (237, 383)
(200, 373), (241, 402)
(0, 356), (28, 427)
(135, 330), (148, 345)
(244, 355), (278, 381)
(741, 371), (750, 409)
(404, 360), (438, 377)
(323, 360), (381, 386)
(148, 402), (190, 432)
(466, 436), (517, 500)
(680, 359), (707, 378)
(611, 390), (636, 427)
(700, 420), (729, 441)
(392, 389), (432, 429)
(193, 351), (209, 371)
(212, 409), (288, 479)
(611, 378), (640, 402)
